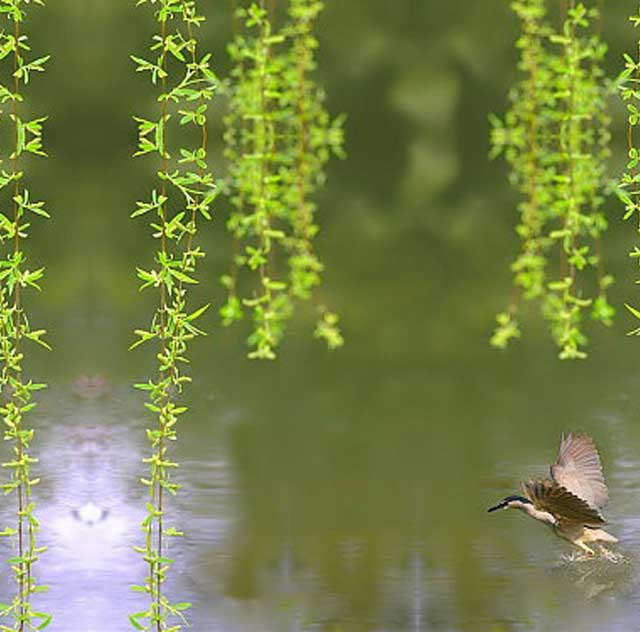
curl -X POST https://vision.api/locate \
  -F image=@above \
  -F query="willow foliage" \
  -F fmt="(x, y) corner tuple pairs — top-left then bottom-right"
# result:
(491, 0), (613, 359)
(619, 5), (640, 333)
(221, 0), (344, 359)
(4, 0), (345, 625)
(0, 1), (51, 630)
(129, 0), (216, 629)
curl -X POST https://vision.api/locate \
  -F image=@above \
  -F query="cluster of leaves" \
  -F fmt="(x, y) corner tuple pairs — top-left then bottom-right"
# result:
(0, 1), (51, 630)
(220, 0), (345, 359)
(489, 0), (555, 350)
(618, 5), (640, 334)
(129, 0), (216, 629)
(490, 0), (614, 359)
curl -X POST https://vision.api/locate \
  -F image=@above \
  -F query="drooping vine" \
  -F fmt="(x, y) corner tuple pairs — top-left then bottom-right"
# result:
(0, 1), (51, 630)
(130, 1), (216, 629)
(542, 1), (613, 359)
(618, 5), (640, 332)
(281, 0), (345, 350)
(489, 0), (556, 349)
(220, 0), (345, 359)
(221, 1), (291, 360)
(491, 0), (613, 359)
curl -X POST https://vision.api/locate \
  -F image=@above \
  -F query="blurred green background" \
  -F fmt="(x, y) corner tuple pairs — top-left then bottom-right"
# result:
(20, 1), (637, 377)
(8, 1), (640, 630)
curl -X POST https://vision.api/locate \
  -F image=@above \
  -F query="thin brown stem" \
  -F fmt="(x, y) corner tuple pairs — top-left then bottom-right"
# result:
(154, 17), (169, 630)
(228, 0), (242, 299)
(11, 15), (26, 630)
(256, 0), (273, 341)
(183, 11), (206, 266)
(563, 0), (578, 288)
(636, 41), (640, 240)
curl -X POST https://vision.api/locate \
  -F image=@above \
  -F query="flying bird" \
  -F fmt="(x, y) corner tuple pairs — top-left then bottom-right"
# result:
(488, 432), (617, 557)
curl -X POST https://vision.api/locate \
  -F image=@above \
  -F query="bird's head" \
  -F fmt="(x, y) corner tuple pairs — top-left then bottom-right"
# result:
(487, 495), (532, 513)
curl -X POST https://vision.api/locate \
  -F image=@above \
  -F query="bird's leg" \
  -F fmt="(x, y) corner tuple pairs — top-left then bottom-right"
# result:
(597, 544), (618, 561)
(574, 540), (595, 557)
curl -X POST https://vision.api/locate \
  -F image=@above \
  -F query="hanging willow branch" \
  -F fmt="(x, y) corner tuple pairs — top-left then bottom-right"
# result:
(0, 1), (51, 631)
(619, 5), (640, 331)
(221, 1), (292, 359)
(283, 0), (345, 349)
(221, 0), (345, 359)
(130, 0), (216, 629)
(490, 0), (556, 349)
(542, 1), (613, 359)
(491, 0), (613, 359)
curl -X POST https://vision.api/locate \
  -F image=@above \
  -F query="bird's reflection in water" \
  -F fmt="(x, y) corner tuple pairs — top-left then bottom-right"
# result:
(552, 551), (634, 600)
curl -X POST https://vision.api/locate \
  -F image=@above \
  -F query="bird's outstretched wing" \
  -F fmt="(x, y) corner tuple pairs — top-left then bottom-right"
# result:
(550, 432), (609, 510)
(523, 479), (605, 526)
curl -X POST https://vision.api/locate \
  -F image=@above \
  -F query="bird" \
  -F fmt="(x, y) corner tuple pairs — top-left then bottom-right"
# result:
(488, 432), (617, 557)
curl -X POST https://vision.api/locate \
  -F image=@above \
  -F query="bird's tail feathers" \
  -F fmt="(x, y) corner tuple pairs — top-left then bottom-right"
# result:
(585, 527), (618, 544)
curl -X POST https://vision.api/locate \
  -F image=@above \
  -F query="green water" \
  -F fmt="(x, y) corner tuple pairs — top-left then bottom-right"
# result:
(1, 1), (640, 630)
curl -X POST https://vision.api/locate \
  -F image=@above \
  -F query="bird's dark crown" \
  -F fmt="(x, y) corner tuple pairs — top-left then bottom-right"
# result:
(488, 495), (532, 512)
(504, 495), (531, 504)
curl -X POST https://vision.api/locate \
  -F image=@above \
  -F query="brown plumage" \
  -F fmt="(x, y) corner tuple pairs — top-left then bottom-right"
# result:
(551, 432), (609, 510)
(522, 478), (605, 526)
(489, 433), (617, 557)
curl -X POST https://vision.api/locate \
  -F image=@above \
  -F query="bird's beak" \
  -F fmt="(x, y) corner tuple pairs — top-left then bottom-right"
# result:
(487, 501), (506, 513)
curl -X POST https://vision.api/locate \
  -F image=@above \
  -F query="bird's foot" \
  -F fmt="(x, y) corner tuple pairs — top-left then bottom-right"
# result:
(598, 545), (624, 563)
(578, 544), (596, 559)
(561, 550), (593, 564)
